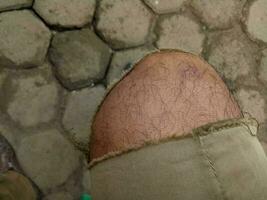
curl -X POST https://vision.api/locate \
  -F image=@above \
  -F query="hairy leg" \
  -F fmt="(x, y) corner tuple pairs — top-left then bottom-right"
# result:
(90, 51), (242, 161)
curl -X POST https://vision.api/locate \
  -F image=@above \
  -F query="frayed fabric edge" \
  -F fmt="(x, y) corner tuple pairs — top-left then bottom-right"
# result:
(89, 116), (258, 169)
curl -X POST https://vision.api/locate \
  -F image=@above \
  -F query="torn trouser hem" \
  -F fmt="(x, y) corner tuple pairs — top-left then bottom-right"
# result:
(89, 116), (258, 168)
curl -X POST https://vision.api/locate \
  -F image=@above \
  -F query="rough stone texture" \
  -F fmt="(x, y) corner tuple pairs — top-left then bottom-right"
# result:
(44, 192), (73, 200)
(107, 46), (155, 86)
(50, 29), (111, 90)
(0, 113), (20, 149)
(17, 129), (81, 191)
(96, 0), (154, 49)
(246, 0), (267, 43)
(33, 0), (96, 28)
(235, 89), (266, 123)
(144, 0), (186, 14)
(62, 85), (106, 150)
(0, 70), (8, 89)
(0, 0), (267, 197)
(0, 10), (51, 68)
(2, 63), (59, 127)
(156, 15), (205, 54)
(208, 27), (259, 82)
(191, 0), (245, 29)
(0, 0), (32, 12)
(259, 49), (267, 84)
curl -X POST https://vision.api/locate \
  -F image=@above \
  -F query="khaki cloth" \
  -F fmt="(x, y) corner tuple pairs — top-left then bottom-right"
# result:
(91, 118), (267, 200)
(0, 171), (36, 200)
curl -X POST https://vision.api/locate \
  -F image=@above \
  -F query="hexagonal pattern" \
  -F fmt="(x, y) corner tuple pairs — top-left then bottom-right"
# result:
(156, 15), (205, 54)
(17, 129), (81, 191)
(33, 0), (96, 28)
(0, 0), (266, 197)
(96, 0), (154, 49)
(107, 45), (155, 86)
(246, 0), (267, 43)
(259, 49), (267, 84)
(0, 10), (51, 68)
(144, 0), (186, 14)
(3, 63), (59, 127)
(191, 0), (245, 29)
(0, 0), (32, 12)
(49, 29), (112, 90)
(208, 27), (259, 82)
(62, 85), (106, 150)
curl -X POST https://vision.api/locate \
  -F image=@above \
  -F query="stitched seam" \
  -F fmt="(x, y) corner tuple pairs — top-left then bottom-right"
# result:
(199, 137), (228, 200)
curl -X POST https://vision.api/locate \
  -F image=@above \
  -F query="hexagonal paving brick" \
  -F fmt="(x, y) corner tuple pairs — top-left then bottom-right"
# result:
(0, 10), (51, 68)
(235, 88), (266, 123)
(107, 46), (155, 86)
(44, 192), (73, 200)
(2, 62), (59, 127)
(208, 27), (259, 82)
(156, 15), (205, 54)
(259, 49), (267, 84)
(62, 85), (106, 150)
(96, 0), (154, 49)
(49, 29), (111, 90)
(17, 129), (81, 191)
(0, 0), (32, 12)
(144, 0), (186, 14)
(191, 0), (245, 29)
(33, 0), (96, 28)
(246, 0), (267, 43)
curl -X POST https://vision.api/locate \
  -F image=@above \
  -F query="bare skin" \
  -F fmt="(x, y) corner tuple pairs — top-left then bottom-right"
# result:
(90, 51), (242, 161)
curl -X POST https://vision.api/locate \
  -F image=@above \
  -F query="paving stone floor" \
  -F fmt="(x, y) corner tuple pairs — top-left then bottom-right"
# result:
(0, 0), (267, 199)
